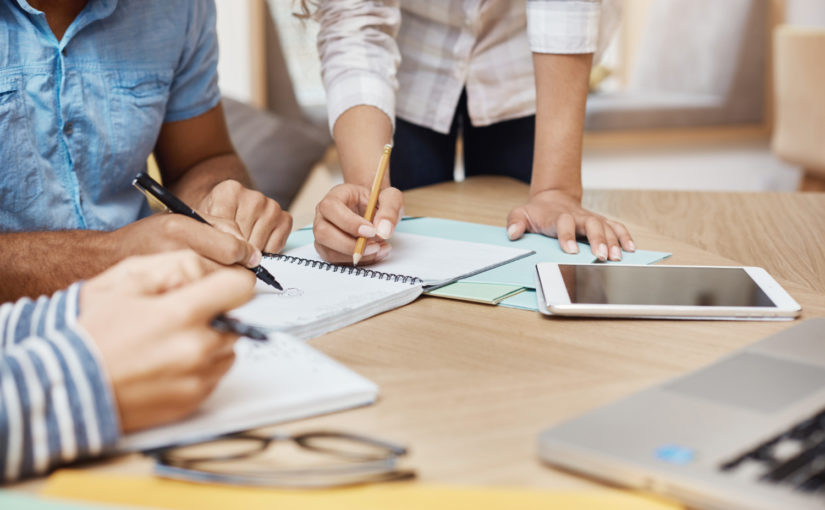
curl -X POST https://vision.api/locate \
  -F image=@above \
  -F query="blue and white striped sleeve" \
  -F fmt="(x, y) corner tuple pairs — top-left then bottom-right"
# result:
(0, 283), (120, 482)
(526, 0), (602, 54)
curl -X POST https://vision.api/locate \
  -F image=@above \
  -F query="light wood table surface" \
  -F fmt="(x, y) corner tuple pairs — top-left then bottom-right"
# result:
(583, 190), (825, 294)
(15, 176), (825, 494)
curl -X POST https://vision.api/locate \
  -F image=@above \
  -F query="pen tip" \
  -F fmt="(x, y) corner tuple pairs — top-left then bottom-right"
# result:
(352, 253), (362, 266)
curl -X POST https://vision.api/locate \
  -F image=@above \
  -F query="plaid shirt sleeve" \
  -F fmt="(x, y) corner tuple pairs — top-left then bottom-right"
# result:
(316, 0), (402, 135)
(526, 0), (602, 54)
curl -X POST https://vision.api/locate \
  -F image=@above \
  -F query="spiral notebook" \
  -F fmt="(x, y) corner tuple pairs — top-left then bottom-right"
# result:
(229, 232), (533, 339)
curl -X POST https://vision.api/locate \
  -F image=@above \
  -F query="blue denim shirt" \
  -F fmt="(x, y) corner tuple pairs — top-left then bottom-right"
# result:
(0, 0), (220, 232)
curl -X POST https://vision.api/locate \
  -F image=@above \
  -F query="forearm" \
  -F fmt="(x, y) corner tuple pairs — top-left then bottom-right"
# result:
(0, 285), (120, 482)
(0, 231), (117, 303)
(164, 153), (253, 207)
(530, 52), (593, 200)
(333, 106), (394, 188)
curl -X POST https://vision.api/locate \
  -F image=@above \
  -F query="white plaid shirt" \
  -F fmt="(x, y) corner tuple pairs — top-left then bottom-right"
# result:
(317, 0), (612, 135)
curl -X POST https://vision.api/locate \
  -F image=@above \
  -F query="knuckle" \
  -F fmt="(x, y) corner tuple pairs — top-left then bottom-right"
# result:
(220, 179), (243, 193)
(159, 214), (184, 237)
(265, 198), (282, 214)
(318, 198), (335, 218)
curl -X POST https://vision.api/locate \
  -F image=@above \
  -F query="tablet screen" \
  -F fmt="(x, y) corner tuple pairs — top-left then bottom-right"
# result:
(558, 265), (776, 307)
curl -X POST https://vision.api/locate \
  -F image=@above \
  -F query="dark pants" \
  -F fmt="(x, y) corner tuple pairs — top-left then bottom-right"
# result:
(390, 90), (535, 191)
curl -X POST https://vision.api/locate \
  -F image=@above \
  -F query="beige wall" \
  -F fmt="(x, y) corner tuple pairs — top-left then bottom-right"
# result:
(215, 0), (266, 108)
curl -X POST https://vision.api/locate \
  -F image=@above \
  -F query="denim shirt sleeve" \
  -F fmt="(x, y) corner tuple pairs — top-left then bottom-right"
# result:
(0, 283), (120, 482)
(164, 0), (221, 122)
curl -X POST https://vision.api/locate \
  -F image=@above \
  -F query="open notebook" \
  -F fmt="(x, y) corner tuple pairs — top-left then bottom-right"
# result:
(121, 335), (378, 452)
(230, 232), (532, 339)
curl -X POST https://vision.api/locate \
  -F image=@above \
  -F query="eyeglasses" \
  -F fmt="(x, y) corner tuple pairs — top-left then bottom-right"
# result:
(147, 430), (416, 488)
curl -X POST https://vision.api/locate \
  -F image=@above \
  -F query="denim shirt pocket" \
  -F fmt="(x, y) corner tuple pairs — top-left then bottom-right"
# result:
(0, 75), (43, 214)
(108, 71), (171, 182)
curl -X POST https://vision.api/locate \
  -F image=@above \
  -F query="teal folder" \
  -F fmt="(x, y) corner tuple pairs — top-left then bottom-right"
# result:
(285, 218), (671, 311)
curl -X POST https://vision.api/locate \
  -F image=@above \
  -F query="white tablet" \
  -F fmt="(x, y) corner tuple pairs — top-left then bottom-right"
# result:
(535, 263), (801, 320)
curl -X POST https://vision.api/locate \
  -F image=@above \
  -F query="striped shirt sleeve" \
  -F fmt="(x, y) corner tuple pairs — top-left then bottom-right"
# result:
(526, 0), (602, 54)
(0, 284), (120, 482)
(316, 0), (402, 135)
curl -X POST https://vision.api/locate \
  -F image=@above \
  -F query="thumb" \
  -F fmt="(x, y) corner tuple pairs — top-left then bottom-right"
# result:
(506, 208), (529, 241)
(162, 267), (256, 326)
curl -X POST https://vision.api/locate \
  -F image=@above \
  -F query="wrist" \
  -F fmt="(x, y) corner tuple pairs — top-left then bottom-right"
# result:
(529, 184), (583, 202)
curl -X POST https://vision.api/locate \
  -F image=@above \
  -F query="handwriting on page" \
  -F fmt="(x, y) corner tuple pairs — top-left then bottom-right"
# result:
(264, 287), (304, 298)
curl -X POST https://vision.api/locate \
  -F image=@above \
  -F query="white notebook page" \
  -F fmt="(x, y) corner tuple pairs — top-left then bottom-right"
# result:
(121, 335), (378, 451)
(285, 232), (532, 287)
(231, 257), (421, 338)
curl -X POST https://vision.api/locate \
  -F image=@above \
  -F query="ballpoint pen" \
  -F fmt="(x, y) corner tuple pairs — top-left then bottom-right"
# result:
(132, 172), (284, 291)
(210, 314), (269, 341)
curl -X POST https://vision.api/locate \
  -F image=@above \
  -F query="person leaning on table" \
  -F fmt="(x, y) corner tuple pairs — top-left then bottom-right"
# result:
(0, 251), (255, 483)
(0, 0), (291, 304)
(303, 0), (635, 266)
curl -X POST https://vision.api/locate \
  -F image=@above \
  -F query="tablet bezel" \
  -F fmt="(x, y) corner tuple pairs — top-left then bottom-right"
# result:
(535, 263), (801, 320)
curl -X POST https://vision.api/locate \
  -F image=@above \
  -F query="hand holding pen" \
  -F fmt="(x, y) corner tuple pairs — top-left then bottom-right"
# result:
(132, 173), (284, 291)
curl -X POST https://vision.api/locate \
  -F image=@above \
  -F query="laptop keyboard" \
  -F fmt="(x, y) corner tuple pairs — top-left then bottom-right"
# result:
(720, 406), (825, 495)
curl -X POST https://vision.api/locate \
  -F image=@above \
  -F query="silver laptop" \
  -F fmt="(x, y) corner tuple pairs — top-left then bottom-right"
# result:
(538, 319), (825, 510)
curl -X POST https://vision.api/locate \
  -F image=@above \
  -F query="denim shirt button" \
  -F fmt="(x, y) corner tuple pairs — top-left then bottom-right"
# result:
(63, 122), (73, 135)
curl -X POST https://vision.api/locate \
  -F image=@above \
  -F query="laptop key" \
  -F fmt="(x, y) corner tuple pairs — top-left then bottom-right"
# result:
(796, 463), (825, 492)
(762, 440), (825, 483)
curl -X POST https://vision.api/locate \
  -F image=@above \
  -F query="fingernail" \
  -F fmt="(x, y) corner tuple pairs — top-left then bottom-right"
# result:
(364, 243), (380, 256)
(248, 250), (262, 267)
(627, 240), (636, 252)
(598, 243), (608, 261)
(376, 244), (392, 261)
(358, 224), (377, 237)
(566, 240), (579, 254)
(377, 219), (393, 239)
(610, 246), (622, 261)
(507, 225), (519, 240)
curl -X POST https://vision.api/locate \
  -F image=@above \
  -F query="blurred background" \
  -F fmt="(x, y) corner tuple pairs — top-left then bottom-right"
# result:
(212, 0), (825, 227)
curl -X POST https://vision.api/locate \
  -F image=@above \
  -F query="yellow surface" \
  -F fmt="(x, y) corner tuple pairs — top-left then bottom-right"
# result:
(42, 471), (681, 510)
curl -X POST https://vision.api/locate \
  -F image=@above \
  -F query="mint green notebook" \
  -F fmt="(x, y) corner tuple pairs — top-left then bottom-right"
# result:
(427, 282), (527, 305)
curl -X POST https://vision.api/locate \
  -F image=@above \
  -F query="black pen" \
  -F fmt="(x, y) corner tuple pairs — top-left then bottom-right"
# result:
(211, 314), (269, 341)
(132, 172), (284, 291)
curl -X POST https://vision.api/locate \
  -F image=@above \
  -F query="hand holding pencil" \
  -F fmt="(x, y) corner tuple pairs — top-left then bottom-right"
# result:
(353, 144), (393, 266)
(312, 144), (403, 266)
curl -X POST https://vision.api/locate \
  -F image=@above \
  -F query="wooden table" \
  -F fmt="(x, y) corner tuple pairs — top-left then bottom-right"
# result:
(15, 177), (825, 493)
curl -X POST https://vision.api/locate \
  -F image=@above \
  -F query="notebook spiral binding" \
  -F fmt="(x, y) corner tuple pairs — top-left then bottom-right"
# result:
(265, 253), (424, 285)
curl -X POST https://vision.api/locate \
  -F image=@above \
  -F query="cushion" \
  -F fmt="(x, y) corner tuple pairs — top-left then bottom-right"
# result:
(222, 97), (331, 209)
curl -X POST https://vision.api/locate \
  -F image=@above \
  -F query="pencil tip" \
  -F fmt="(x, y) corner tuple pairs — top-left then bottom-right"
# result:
(352, 253), (362, 266)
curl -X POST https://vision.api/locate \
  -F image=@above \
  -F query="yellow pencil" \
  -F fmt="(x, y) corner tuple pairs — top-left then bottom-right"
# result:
(353, 144), (393, 266)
